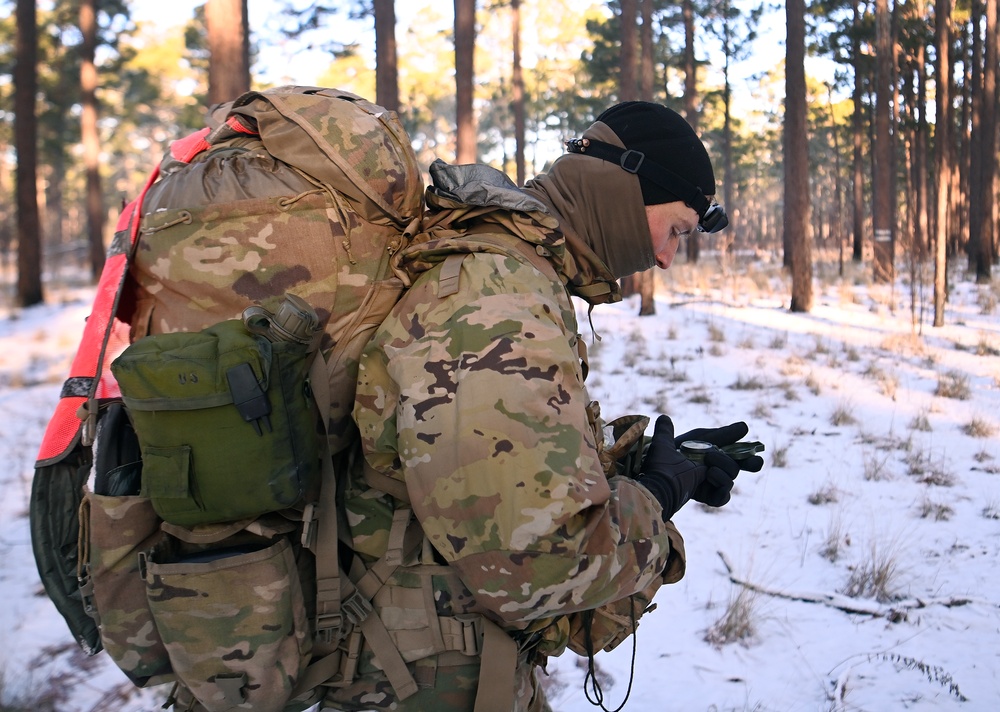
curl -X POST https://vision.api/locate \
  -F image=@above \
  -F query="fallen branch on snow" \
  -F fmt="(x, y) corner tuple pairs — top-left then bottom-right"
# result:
(717, 551), (996, 618)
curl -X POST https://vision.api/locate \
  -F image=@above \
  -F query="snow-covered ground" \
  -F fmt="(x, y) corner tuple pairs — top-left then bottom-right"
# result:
(2, 256), (998, 711)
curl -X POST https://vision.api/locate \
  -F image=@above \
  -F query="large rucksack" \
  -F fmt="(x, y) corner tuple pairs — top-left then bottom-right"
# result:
(30, 86), (424, 711)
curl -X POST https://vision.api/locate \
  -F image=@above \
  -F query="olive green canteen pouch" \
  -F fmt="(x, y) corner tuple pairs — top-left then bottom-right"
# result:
(110, 308), (320, 527)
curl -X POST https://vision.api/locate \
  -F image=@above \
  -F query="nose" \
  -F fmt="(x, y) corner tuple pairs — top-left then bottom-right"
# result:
(656, 251), (674, 269)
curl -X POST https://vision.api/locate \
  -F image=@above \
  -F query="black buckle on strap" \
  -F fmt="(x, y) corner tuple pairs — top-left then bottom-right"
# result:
(619, 149), (645, 174)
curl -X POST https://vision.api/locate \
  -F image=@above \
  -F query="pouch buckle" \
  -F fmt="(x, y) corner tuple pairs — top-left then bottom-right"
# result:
(315, 611), (344, 644)
(342, 589), (373, 627)
(456, 615), (483, 657)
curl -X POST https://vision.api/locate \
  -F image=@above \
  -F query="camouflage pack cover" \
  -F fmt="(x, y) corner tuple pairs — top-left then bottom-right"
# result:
(30, 86), (425, 708)
(131, 86), (423, 455)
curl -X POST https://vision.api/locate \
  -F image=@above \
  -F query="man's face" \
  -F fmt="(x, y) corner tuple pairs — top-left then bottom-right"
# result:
(645, 201), (700, 269)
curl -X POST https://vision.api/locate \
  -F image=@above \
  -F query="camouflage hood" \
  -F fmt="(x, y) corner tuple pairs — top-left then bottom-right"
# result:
(395, 160), (623, 305)
(523, 120), (654, 280)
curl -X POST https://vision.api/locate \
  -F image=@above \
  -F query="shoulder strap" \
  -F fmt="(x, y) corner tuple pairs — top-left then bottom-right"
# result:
(435, 233), (562, 300)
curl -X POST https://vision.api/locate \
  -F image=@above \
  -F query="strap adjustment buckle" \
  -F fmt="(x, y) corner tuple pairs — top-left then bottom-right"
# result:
(619, 149), (645, 174)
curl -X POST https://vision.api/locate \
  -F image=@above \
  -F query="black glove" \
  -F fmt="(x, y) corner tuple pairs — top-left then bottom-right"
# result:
(638, 415), (740, 521)
(674, 421), (764, 473)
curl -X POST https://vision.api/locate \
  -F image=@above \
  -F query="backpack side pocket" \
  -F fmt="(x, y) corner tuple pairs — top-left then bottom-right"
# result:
(143, 536), (311, 712)
(82, 492), (173, 686)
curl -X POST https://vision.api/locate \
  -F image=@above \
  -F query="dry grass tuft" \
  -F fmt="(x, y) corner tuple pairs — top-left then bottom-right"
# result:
(908, 410), (932, 432)
(731, 374), (767, 391)
(976, 331), (999, 356)
(704, 587), (760, 647)
(962, 416), (996, 438)
(830, 401), (857, 426)
(751, 401), (773, 419)
(935, 370), (971, 400)
(917, 498), (954, 521)
(819, 515), (848, 562)
(977, 290), (997, 315)
(808, 484), (840, 506)
(863, 448), (893, 482)
(687, 388), (712, 404)
(770, 443), (789, 468)
(879, 333), (927, 358)
(842, 539), (902, 603)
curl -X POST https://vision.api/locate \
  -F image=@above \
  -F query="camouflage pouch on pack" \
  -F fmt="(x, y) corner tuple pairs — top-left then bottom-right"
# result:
(110, 297), (321, 527)
(79, 490), (173, 687)
(141, 528), (311, 712)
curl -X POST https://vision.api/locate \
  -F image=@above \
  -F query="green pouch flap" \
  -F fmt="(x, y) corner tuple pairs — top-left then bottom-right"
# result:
(112, 321), (270, 412)
(141, 446), (193, 500)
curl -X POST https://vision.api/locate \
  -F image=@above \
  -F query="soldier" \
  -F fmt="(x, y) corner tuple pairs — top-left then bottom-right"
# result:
(339, 101), (763, 712)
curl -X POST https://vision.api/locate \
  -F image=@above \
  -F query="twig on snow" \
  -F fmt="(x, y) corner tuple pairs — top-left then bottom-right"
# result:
(717, 551), (995, 618)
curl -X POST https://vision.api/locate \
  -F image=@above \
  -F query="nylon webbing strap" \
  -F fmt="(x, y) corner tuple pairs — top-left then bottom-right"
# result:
(307, 353), (343, 640)
(362, 462), (410, 503)
(438, 253), (467, 297)
(473, 619), (519, 712)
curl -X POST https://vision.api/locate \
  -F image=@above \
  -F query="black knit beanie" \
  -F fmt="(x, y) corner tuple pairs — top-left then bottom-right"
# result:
(596, 101), (716, 206)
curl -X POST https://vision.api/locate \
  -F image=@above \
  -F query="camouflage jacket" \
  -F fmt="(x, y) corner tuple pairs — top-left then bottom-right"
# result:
(351, 162), (685, 631)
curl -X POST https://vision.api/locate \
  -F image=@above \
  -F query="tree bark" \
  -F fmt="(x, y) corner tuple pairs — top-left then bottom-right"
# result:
(851, 0), (865, 263)
(639, 0), (654, 101)
(785, 0), (812, 312)
(721, 1), (734, 247)
(933, 0), (952, 327)
(968, 0), (986, 275)
(206, 0), (250, 106)
(512, 0), (526, 186)
(374, 0), (399, 111)
(683, 0), (700, 263)
(682, 0), (698, 130)
(974, 0), (997, 281)
(16, 0), (43, 307)
(631, 0), (657, 316)
(454, 0), (477, 163)
(872, 0), (895, 282)
(80, 0), (105, 279)
(620, 0), (638, 101)
(915, 0), (930, 259)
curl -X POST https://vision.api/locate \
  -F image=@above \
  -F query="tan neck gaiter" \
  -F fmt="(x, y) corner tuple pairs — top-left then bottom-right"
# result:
(523, 121), (654, 279)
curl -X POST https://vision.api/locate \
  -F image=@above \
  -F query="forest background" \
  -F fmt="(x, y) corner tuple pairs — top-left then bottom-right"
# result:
(1, 0), (998, 325)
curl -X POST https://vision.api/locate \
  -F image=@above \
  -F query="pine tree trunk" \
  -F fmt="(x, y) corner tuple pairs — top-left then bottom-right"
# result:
(872, 0), (895, 282)
(16, 0), (43, 307)
(206, 0), (250, 106)
(933, 0), (952, 327)
(975, 0), (997, 281)
(374, 0), (399, 112)
(454, 0), (477, 163)
(851, 0), (865, 263)
(785, 0), (812, 312)
(80, 0), (105, 279)
(620, 0), (638, 101)
(512, 0), (526, 186)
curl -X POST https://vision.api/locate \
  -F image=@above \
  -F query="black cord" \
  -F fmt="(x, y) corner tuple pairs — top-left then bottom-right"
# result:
(583, 596), (639, 712)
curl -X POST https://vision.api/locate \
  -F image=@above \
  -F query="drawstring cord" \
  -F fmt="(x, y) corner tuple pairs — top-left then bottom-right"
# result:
(582, 596), (638, 712)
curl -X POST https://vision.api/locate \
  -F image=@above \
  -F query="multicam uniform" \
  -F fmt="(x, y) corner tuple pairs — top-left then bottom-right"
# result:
(335, 158), (686, 711)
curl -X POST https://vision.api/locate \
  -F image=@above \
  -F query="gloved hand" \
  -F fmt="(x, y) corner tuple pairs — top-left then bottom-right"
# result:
(674, 421), (764, 473)
(638, 415), (740, 521)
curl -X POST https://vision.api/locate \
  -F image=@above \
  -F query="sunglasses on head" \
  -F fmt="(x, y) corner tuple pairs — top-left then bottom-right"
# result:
(698, 202), (728, 234)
